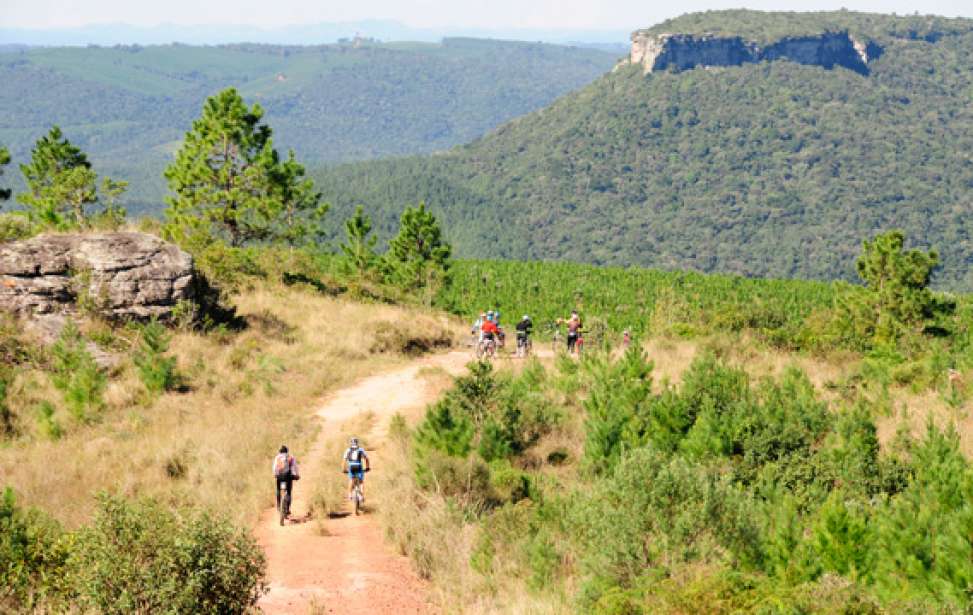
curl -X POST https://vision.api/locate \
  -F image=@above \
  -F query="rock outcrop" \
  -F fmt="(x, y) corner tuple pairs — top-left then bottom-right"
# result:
(627, 30), (881, 75)
(0, 232), (195, 321)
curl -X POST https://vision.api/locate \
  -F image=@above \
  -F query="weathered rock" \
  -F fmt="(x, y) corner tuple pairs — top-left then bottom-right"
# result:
(626, 30), (881, 75)
(0, 232), (195, 321)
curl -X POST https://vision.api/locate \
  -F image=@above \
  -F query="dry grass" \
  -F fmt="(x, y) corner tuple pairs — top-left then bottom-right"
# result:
(0, 284), (461, 528)
(309, 411), (377, 525)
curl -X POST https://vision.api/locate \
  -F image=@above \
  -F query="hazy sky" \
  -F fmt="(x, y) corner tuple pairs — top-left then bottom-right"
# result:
(3, 0), (972, 30)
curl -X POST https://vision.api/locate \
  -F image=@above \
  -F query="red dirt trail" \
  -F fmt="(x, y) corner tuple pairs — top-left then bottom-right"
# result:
(256, 350), (473, 614)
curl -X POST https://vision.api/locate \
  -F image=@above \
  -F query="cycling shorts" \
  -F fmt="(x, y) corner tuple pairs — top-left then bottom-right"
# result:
(348, 465), (365, 480)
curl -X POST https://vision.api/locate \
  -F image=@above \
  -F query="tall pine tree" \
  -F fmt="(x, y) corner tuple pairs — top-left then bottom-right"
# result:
(17, 126), (110, 228)
(163, 88), (323, 249)
(340, 206), (379, 281)
(385, 203), (451, 301)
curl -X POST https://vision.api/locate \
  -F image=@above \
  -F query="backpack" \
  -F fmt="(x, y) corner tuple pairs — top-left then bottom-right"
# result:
(274, 454), (291, 477)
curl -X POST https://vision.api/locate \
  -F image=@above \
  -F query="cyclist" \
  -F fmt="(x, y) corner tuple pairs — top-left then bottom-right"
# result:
(342, 437), (371, 502)
(481, 314), (500, 356)
(272, 445), (300, 518)
(471, 311), (487, 345)
(565, 311), (582, 354)
(516, 314), (533, 356)
(623, 329), (631, 348)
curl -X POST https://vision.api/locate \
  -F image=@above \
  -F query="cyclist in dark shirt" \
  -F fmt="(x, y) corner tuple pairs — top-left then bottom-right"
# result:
(516, 315), (533, 357)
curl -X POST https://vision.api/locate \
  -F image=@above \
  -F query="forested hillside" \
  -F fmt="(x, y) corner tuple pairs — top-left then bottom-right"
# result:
(0, 39), (617, 211)
(313, 11), (973, 290)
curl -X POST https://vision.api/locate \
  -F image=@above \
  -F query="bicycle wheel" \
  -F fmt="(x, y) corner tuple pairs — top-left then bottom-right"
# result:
(354, 482), (362, 515)
(279, 490), (288, 526)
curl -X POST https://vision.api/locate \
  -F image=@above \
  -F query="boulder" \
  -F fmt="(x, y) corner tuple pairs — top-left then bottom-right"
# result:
(0, 232), (195, 321)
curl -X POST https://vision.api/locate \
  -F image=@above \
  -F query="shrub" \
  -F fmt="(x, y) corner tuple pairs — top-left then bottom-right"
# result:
(369, 319), (453, 356)
(0, 488), (67, 612)
(50, 322), (105, 423)
(65, 494), (266, 614)
(0, 213), (33, 243)
(0, 366), (15, 437)
(34, 401), (62, 440)
(133, 320), (178, 396)
(414, 398), (475, 458)
(872, 422), (973, 607)
(581, 347), (655, 473)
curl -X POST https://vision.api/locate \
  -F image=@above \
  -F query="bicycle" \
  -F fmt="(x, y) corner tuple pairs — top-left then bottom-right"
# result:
(482, 337), (497, 360)
(348, 468), (370, 515)
(277, 482), (291, 526)
(516, 334), (532, 358)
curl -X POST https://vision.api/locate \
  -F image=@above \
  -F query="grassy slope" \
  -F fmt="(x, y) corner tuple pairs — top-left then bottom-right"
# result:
(311, 11), (973, 290)
(0, 285), (462, 527)
(0, 39), (618, 212)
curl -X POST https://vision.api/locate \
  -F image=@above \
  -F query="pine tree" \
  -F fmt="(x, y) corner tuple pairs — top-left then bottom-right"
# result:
(163, 88), (322, 248)
(97, 177), (128, 229)
(17, 126), (102, 228)
(133, 320), (177, 396)
(0, 146), (11, 202)
(385, 202), (451, 300)
(844, 230), (948, 345)
(340, 206), (379, 281)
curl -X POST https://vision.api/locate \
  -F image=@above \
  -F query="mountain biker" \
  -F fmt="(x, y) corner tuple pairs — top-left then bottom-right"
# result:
(343, 437), (371, 502)
(516, 314), (533, 355)
(623, 329), (631, 348)
(565, 311), (582, 354)
(472, 311), (486, 335)
(481, 315), (500, 354)
(272, 445), (300, 517)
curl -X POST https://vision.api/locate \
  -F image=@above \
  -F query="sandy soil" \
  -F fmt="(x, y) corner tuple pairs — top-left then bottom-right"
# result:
(256, 350), (474, 614)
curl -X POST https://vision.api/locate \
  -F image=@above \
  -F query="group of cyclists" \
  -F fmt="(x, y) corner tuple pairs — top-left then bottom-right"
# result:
(274, 308), (599, 523)
(273, 436), (370, 525)
(471, 308), (584, 359)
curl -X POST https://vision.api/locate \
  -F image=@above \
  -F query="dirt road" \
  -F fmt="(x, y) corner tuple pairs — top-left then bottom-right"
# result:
(256, 350), (474, 614)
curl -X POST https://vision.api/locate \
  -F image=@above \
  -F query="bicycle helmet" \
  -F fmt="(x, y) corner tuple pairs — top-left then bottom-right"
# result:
(522, 315), (529, 321)
(349, 437), (360, 448)
(279, 445), (288, 454)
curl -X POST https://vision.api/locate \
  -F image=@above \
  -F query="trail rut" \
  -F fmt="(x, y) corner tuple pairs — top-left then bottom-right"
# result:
(256, 350), (473, 614)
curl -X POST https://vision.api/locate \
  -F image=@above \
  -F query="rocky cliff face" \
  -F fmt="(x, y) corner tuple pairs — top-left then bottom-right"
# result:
(0, 232), (195, 321)
(628, 30), (880, 75)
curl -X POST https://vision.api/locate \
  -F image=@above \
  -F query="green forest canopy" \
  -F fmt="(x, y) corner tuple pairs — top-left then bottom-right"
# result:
(0, 38), (617, 212)
(312, 11), (973, 290)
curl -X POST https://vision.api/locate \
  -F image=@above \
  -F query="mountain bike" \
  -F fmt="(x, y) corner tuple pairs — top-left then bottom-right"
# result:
(277, 481), (291, 526)
(482, 337), (497, 360)
(348, 468), (370, 515)
(516, 334), (532, 358)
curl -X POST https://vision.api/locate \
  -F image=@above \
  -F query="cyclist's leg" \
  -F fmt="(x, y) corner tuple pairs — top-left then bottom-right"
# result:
(275, 477), (282, 509)
(285, 477), (294, 514)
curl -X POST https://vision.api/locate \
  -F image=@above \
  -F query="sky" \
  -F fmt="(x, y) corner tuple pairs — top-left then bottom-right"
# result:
(3, 0), (972, 31)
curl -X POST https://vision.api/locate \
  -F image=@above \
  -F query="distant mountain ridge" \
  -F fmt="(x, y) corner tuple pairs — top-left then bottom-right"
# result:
(0, 38), (618, 212)
(0, 20), (629, 47)
(310, 10), (973, 290)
